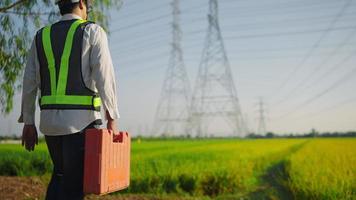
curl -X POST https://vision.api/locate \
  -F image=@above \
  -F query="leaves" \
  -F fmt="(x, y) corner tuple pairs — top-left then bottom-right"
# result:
(0, 0), (122, 114)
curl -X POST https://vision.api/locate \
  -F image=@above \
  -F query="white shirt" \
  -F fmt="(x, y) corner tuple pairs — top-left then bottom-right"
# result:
(18, 14), (120, 136)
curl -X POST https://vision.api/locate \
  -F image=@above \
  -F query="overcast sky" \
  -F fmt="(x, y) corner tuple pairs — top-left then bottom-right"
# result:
(1, 0), (356, 136)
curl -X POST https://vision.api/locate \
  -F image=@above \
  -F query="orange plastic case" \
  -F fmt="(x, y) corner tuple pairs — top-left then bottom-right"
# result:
(83, 129), (130, 195)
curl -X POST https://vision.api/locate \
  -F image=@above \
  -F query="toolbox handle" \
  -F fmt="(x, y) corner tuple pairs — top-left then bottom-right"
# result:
(113, 131), (124, 143)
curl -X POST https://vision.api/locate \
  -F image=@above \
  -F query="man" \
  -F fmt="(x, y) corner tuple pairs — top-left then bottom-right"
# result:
(18, 0), (120, 199)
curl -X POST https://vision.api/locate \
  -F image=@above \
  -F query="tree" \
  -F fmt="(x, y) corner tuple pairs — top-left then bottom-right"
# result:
(0, 0), (122, 114)
(266, 132), (274, 138)
(310, 128), (318, 138)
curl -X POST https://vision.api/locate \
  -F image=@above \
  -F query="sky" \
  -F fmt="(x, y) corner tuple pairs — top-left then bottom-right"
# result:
(1, 0), (356, 136)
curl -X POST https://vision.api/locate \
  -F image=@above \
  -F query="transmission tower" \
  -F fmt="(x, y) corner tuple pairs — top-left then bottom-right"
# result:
(152, 0), (191, 137)
(257, 98), (267, 135)
(188, 0), (245, 137)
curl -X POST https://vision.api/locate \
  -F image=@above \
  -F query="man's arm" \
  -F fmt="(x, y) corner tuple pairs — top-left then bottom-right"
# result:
(18, 39), (39, 151)
(89, 24), (120, 132)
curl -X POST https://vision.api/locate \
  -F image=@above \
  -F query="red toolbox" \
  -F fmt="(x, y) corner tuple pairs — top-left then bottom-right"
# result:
(83, 129), (130, 195)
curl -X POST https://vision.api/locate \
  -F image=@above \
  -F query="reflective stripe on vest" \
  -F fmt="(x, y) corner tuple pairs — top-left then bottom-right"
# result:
(40, 19), (101, 110)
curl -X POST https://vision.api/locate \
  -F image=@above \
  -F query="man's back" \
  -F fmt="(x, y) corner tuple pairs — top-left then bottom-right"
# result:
(19, 13), (119, 135)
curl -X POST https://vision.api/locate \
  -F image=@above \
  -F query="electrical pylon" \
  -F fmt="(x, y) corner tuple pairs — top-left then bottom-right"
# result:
(257, 97), (267, 135)
(151, 0), (191, 137)
(188, 0), (245, 137)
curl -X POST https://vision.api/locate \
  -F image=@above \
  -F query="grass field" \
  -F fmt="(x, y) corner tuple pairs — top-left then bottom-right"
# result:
(0, 138), (355, 199)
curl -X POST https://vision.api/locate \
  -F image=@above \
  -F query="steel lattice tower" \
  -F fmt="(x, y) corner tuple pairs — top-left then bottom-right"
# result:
(257, 98), (267, 135)
(152, 0), (191, 137)
(188, 0), (245, 137)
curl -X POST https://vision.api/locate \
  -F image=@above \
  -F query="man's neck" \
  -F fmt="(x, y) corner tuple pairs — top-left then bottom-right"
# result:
(71, 9), (84, 19)
(61, 13), (83, 21)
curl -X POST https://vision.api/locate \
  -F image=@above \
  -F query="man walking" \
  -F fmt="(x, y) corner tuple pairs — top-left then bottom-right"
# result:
(18, 0), (119, 199)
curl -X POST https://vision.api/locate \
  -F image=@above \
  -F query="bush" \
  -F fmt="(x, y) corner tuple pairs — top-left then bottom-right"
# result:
(30, 153), (52, 175)
(178, 174), (196, 194)
(200, 171), (238, 197)
(0, 151), (52, 176)
(162, 175), (178, 193)
(0, 157), (22, 176)
(129, 178), (150, 193)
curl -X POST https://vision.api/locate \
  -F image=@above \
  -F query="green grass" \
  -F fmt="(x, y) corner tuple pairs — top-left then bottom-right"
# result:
(0, 143), (51, 176)
(0, 138), (355, 199)
(287, 139), (356, 200)
(128, 138), (306, 196)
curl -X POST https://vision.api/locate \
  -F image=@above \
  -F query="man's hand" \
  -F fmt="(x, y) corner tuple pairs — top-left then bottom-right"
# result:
(106, 111), (119, 134)
(21, 125), (38, 152)
(107, 119), (119, 135)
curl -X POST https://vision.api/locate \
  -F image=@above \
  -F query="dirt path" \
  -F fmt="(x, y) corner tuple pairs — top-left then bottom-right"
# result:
(246, 142), (308, 200)
(0, 176), (45, 200)
(0, 176), (196, 200)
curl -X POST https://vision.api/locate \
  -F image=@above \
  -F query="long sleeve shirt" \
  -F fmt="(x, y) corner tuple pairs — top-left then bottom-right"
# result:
(18, 14), (120, 136)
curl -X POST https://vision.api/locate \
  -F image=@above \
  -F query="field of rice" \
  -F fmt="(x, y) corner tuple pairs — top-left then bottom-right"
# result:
(287, 139), (356, 200)
(0, 138), (355, 199)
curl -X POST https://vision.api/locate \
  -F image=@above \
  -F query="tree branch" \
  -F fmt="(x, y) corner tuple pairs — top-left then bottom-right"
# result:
(4, 10), (53, 16)
(0, 0), (28, 13)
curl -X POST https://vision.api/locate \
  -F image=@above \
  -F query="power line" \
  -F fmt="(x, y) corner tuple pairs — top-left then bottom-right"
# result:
(266, 49), (356, 109)
(271, 0), (353, 99)
(109, 1), (356, 53)
(115, 51), (170, 68)
(221, 0), (340, 12)
(227, 48), (355, 61)
(109, 0), (356, 36)
(116, 0), (209, 25)
(118, 44), (356, 65)
(292, 97), (356, 120)
(222, 13), (356, 31)
(115, 2), (170, 22)
(111, 24), (356, 56)
(111, 12), (171, 33)
(273, 28), (356, 105)
(276, 65), (356, 119)
(224, 26), (356, 40)
(114, 44), (356, 71)
(110, 29), (205, 55)
(110, 10), (356, 52)
(119, 62), (167, 79)
(220, 1), (355, 20)
(113, 7), (356, 37)
(226, 43), (356, 54)
(121, 0), (142, 8)
(110, 2), (207, 33)
(304, 50), (356, 90)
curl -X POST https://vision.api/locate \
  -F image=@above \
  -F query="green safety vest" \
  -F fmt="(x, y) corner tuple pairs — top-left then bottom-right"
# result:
(36, 19), (101, 111)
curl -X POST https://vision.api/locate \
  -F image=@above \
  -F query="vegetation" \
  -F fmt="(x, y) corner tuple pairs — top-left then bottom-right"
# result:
(0, 138), (355, 199)
(287, 139), (356, 200)
(245, 130), (356, 139)
(0, 143), (50, 176)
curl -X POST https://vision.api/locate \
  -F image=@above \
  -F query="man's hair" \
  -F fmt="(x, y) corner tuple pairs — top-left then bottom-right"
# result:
(58, 2), (80, 15)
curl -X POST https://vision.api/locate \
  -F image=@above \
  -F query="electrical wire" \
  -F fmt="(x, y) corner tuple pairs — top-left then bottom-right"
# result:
(276, 64), (356, 119)
(270, 0), (353, 99)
